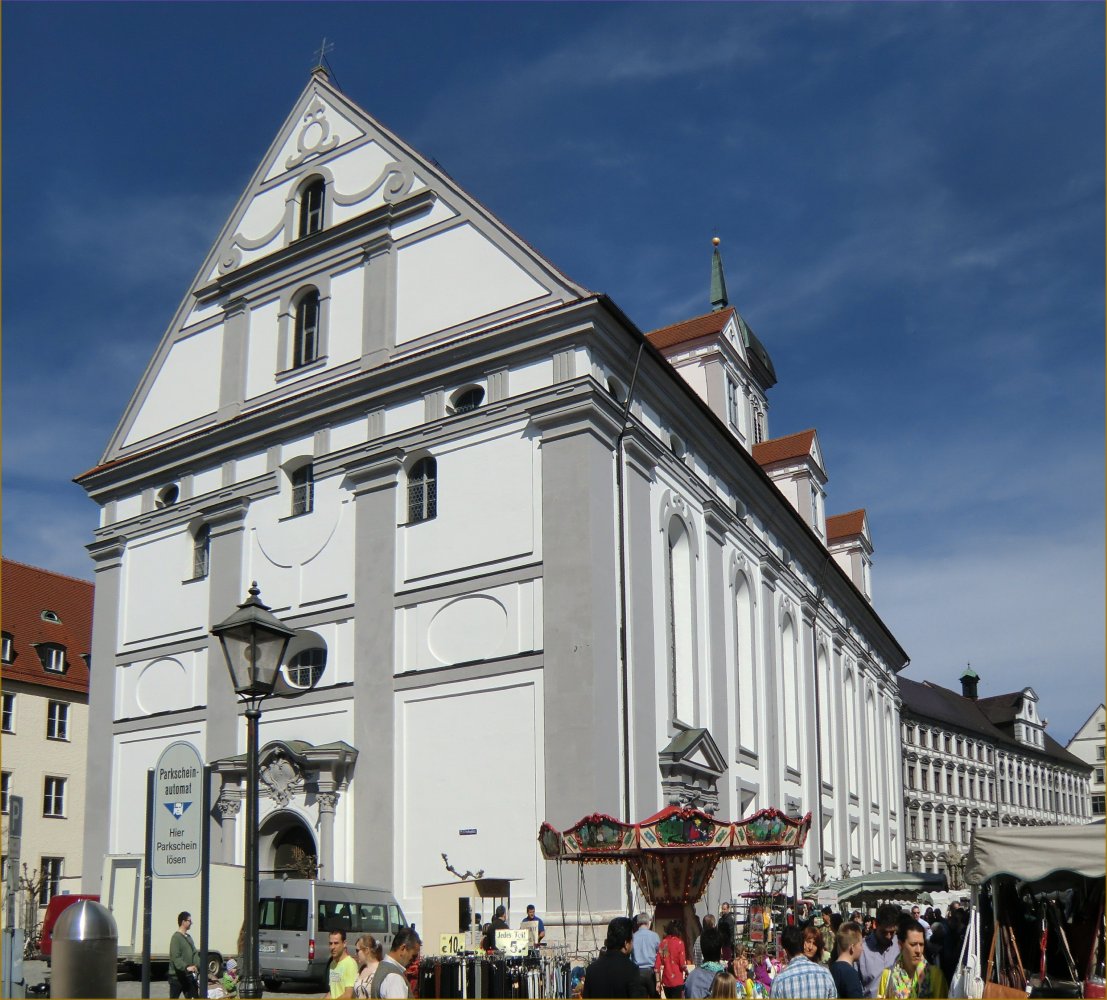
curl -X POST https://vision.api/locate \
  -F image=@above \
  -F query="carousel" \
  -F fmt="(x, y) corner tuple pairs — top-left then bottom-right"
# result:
(539, 803), (811, 943)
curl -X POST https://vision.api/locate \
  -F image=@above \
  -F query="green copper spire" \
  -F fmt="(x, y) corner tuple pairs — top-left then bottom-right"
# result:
(710, 236), (729, 312)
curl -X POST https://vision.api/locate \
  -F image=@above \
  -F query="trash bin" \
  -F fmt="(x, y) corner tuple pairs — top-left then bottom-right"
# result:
(52, 899), (118, 999)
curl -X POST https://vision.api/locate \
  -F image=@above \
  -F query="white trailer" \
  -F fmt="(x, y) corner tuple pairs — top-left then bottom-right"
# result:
(101, 855), (244, 977)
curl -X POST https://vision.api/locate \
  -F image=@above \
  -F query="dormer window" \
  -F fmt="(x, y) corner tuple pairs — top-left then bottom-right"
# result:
(449, 386), (485, 415)
(41, 610), (61, 624)
(298, 178), (326, 237)
(1, 633), (12, 664)
(36, 644), (67, 674)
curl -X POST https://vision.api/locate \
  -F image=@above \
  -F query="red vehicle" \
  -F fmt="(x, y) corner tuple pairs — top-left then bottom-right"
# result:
(40, 894), (99, 963)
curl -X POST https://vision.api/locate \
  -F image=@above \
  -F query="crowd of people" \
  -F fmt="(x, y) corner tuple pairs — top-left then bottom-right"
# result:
(581, 900), (969, 999)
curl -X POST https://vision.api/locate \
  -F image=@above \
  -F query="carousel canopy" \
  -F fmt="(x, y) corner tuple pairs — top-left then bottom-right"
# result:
(539, 805), (812, 906)
(539, 805), (811, 862)
(802, 870), (948, 904)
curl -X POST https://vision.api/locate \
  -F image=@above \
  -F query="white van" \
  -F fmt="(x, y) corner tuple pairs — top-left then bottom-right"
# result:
(257, 878), (409, 991)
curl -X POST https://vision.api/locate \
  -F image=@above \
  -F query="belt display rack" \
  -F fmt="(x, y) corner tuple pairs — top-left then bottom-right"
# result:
(417, 949), (573, 999)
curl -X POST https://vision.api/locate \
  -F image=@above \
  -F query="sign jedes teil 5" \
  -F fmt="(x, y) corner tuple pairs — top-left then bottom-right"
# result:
(153, 741), (204, 877)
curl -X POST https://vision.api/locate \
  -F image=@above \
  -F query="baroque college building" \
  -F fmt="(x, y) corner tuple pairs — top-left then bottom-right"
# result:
(78, 71), (909, 928)
(899, 668), (1092, 881)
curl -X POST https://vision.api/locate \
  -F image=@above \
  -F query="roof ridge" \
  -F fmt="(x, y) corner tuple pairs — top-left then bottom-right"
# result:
(2, 558), (94, 587)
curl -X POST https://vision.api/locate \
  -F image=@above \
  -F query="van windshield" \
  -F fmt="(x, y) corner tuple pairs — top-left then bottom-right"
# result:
(258, 897), (309, 931)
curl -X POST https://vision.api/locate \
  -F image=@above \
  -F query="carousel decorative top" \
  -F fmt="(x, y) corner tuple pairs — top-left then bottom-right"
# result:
(539, 804), (811, 863)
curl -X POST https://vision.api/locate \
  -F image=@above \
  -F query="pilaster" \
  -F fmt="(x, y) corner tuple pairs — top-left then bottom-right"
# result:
(360, 236), (396, 368)
(81, 535), (125, 891)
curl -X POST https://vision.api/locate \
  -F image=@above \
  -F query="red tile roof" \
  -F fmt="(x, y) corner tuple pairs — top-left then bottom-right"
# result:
(646, 308), (734, 350)
(1, 559), (93, 695)
(826, 509), (867, 542)
(752, 429), (817, 467)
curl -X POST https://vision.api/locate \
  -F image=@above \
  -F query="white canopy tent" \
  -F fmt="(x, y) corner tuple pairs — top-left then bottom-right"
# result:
(966, 825), (1105, 885)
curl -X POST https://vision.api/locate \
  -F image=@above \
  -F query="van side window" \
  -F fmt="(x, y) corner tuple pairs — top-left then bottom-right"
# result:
(388, 904), (406, 931)
(319, 900), (354, 933)
(358, 904), (387, 933)
(259, 899), (281, 930)
(282, 898), (308, 931)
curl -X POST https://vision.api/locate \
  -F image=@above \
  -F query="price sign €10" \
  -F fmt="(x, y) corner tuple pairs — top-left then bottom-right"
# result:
(439, 933), (466, 955)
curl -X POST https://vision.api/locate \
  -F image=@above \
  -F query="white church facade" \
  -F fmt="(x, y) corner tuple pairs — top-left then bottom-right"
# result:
(78, 71), (908, 928)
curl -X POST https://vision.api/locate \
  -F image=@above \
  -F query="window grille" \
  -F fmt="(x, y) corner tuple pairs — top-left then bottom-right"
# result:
(407, 458), (437, 523)
(451, 387), (484, 414)
(291, 464), (315, 516)
(193, 524), (211, 579)
(286, 648), (326, 689)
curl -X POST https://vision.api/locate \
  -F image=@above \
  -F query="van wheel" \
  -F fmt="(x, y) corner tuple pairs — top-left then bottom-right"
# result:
(206, 953), (223, 979)
(263, 978), (282, 992)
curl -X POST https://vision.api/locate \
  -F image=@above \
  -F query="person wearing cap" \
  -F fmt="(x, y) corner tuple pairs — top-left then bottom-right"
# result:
(631, 913), (661, 995)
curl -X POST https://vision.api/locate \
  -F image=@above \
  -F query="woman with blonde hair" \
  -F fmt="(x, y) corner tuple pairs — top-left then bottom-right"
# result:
(352, 935), (383, 999)
(707, 970), (738, 998)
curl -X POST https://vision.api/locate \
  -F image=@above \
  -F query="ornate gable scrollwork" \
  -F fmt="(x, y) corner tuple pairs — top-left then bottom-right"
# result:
(259, 749), (306, 806)
(286, 97), (341, 169)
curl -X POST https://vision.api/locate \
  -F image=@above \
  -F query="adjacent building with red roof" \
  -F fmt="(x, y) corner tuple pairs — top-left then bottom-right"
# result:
(1, 558), (93, 922)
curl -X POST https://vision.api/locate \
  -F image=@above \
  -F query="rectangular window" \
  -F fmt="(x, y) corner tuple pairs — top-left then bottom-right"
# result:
(1, 693), (13, 733)
(1096, 768), (1104, 784)
(908, 813), (917, 839)
(906, 724), (915, 744)
(1097, 746), (1105, 761)
(39, 858), (63, 906)
(43, 776), (66, 818)
(946, 772), (953, 795)
(47, 701), (69, 741)
(1, 772), (9, 814)
(944, 735), (952, 752)
(958, 776), (965, 797)
(922, 815), (931, 840)
(291, 465), (314, 517)
(1099, 721), (1105, 732)
(1, 634), (11, 663)
(956, 738), (964, 756)
(906, 766), (915, 790)
(1093, 795), (1105, 816)
(920, 769), (929, 792)
(725, 377), (740, 427)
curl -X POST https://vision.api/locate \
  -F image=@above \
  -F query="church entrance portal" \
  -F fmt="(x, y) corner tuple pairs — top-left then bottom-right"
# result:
(261, 812), (317, 878)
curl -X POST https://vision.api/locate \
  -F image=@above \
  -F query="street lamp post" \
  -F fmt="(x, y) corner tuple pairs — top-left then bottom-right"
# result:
(211, 583), (298, 1000)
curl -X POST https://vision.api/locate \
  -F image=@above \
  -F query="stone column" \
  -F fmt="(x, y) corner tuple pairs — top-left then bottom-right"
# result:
(216, 790), (242, 864)
(317, 788), (338, 880)
(82, 535), (125, 892)
(345, 448), (404, 889)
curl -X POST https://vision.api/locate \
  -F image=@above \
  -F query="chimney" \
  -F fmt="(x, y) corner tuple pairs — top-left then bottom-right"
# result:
(960, 665), (979, 700)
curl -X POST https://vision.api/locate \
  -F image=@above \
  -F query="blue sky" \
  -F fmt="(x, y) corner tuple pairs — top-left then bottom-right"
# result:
(3, 3), (1103, 742)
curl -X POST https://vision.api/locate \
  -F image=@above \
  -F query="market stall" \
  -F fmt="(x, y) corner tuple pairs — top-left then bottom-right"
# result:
(964, 824), (1105, 998)
(802, 870), (948, 909)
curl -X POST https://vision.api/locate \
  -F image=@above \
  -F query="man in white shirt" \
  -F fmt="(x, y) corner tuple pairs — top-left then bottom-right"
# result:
(911, 906), (931, 942)
(369, 927), (422, 999)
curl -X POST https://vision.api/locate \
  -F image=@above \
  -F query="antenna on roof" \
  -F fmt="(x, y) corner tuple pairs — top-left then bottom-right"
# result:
(311, 37), (339, 87)
(710, 236), (729, 312)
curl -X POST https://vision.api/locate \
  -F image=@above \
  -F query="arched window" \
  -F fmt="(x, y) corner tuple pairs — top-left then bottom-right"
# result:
(299, 178), (326, 237)
(286, 647), (326, 689)
(293, 290), (321, 369)
(291, 463), (314, 517)
(734, 574), (757, 752)
(407, 457), (437, 523)
(193, 524), (210, 579)
(780, 615), (799, 770)
(450, 386), (485, 414)
(667, 518), (694, 725)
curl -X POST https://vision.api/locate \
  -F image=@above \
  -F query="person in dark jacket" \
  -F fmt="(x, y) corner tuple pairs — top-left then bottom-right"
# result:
(582, 917), (648, 998)
(829, 921), (866, 999)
